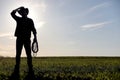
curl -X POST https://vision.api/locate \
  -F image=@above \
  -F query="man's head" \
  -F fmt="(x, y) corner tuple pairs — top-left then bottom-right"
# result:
(18, 7), (29, 17)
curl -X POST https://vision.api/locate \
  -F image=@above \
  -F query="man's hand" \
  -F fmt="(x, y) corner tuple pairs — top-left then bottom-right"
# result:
(33, 33), (37, 42)
(17, 6), (24, 10)
(33, 37), (37, 42)
(13, 6), (24, 12)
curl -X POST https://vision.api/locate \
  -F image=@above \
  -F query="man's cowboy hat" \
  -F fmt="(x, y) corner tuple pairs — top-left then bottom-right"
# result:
(18, 7), (29, 15)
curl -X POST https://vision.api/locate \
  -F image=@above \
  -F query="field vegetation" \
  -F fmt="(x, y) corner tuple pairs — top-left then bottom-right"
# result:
(0, 57), (120, 80)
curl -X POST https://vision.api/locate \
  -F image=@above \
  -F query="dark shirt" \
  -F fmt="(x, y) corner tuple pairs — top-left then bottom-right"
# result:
(11, 11), (36, 38)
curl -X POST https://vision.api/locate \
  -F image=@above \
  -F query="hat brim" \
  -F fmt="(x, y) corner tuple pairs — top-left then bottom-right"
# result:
(18, 8), (29, 15)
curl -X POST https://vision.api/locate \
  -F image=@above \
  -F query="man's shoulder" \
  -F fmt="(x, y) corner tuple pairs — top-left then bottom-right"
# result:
(27, 17), (33, 21)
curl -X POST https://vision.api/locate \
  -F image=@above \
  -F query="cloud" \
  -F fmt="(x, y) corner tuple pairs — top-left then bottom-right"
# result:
(0, 33), (14, 40)
(89, 2), (110, 11)
(31, 2), (47, 13)
(78, 2), (111, 18)
(80, 21), (111, 30)
(0, 33), (12, 38)
(35, 21), (46, 29)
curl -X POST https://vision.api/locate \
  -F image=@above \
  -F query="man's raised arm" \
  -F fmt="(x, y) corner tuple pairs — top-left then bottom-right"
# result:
(11, 7), (23, 20)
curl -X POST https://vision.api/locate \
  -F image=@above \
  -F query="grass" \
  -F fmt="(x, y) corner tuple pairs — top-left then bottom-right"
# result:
(0, 57), (120, 80)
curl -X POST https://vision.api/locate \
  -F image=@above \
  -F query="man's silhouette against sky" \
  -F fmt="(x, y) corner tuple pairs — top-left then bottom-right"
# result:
(10, 6), (37, 79)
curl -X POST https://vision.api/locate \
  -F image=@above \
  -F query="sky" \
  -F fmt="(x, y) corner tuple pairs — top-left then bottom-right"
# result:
(0, 0), (120, 57)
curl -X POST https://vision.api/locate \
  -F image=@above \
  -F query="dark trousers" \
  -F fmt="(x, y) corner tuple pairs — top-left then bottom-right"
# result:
(15, 37), (33, 73)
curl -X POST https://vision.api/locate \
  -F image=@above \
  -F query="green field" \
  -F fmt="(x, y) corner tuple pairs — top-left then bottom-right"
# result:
(0, 57), (120, 80)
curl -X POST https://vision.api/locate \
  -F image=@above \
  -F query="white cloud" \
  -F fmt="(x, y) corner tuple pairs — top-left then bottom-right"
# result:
(78, 2), (111, 18)
(30, 2), (47, 13)
(0, 33), (15, 40)
(80, 21), (111, 30)
(0, 33), (12, 38)
(89, 2), (110, 11)
(35, 21), (46, 29)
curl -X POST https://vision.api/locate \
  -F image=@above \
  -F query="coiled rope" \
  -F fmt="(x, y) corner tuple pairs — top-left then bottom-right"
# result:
(32, 38), (39, 57)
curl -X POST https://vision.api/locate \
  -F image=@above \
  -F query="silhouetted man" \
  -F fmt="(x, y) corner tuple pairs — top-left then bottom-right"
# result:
(10, 6), (37, 78)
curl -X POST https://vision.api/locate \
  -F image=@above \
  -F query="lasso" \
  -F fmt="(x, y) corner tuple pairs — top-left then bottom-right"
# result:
(32, 39), (39, 57)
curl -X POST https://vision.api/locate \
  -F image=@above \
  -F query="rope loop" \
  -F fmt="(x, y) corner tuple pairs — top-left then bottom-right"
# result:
(32, 39), (39, 57)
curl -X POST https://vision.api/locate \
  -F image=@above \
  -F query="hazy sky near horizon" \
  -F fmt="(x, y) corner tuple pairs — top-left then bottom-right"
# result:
(0, 0), (120, 57)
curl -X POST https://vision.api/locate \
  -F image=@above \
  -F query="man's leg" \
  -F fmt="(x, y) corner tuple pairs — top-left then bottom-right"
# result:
(15, 38), (23, 73)
(10, 38), (23, 80)
(24, 39), (33, 73)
